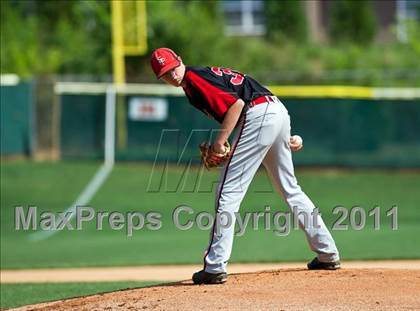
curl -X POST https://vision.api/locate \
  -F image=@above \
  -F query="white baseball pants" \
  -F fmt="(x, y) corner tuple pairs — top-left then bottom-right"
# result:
(204, 96), (340, 273)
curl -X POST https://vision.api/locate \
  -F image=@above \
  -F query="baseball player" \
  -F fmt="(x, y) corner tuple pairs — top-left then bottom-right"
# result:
(150, 48), (340, 285)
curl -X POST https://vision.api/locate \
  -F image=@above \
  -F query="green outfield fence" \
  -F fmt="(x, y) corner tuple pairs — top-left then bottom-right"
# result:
(55, 83), (420, 168)
(0, 76), (33, 156)
(1, 80), (419, 167)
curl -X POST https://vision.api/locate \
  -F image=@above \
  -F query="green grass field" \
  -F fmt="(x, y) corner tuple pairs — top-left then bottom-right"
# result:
(1, 161), (420, 308)
(2, 161), (419, 270)
(0, 281), (161, 308)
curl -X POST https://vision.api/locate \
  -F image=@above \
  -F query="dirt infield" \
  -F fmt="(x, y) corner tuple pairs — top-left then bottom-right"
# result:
(3, 260), (420, 283)
(9, 264), (420, 311)
(10, 269), (420, 311)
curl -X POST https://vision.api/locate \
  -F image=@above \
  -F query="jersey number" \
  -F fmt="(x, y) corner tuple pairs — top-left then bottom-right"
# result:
(211, 67), (244, 85)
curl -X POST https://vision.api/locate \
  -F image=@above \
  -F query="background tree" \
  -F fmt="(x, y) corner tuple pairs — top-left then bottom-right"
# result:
(264, 0), (307, 42)
(1, 0), (111, 77)
(329, 0), (376, 45)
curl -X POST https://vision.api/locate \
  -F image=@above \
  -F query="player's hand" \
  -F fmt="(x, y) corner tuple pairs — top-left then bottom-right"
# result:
(211, 142), (228, 154)
(289, 135), (303, 152)
(199, 141), (231, 170)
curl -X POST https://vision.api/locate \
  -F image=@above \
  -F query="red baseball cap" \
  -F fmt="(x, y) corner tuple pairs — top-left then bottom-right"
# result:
(150, 48), (180, 79)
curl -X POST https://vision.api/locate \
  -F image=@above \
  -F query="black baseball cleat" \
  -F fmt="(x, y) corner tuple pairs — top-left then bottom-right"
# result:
(192, 270), (228, 284)
(307, 257), (341, 270)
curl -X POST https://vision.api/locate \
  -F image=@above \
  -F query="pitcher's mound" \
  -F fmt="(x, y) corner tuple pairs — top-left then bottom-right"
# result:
(14, 268), (420, 311)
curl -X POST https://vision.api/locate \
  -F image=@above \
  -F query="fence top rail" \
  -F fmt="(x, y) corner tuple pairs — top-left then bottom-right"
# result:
(54, 82), (420, 100)
(0, 74), (20, 86)
(54, 82), (184, 96)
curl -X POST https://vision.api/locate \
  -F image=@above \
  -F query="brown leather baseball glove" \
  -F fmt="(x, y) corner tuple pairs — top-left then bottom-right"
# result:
(199, 141), (231, 170)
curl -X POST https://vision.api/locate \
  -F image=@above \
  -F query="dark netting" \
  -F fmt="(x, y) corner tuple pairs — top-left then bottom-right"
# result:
(1, 82), (33, 155)
(60, 94), (105, 159)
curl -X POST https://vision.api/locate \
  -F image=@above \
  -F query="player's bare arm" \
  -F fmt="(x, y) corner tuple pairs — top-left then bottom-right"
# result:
(213, 99), (245, 153)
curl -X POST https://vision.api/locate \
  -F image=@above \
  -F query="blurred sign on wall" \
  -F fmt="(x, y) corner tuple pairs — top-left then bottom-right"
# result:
(128, 97), (168, 122)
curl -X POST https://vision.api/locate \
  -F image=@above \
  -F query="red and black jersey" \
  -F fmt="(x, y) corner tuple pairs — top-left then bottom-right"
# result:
(182, 66), (273, 123)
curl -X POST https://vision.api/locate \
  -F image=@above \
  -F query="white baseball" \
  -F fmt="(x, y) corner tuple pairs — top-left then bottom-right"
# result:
(291, 135), (303, 145)
(289, 135), (303, 151)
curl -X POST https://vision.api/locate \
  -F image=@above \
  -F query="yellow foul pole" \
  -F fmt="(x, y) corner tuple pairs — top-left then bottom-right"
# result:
(111, 0), (148, 150)
(111, 0), (125, 85)
(111, 0), (127, 149)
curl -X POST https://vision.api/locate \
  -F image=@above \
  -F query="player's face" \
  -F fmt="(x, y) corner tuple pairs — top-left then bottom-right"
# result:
(160, 63), (185, 87)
